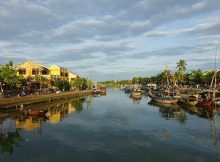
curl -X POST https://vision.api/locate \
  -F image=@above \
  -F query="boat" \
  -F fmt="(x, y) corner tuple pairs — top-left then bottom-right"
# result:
(130, 88), (142, 99)
(99, 87), (107, 95)
(92, 88), (100, 95)
(130, 91), (142, 99)
(178, 95), (198, 106)
(198, 98), (213, 107)
(124, 86), (133, 94)
(149, 93), (179, 104)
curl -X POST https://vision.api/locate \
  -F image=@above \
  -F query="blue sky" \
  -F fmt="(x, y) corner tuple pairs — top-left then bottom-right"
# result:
(0, 0), (220, 81)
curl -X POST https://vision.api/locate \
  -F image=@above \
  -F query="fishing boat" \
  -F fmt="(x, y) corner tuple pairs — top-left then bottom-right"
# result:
(149, 92), (179, 104)
(99, 87), (107, 95)
(198, 98), (213, 107)
(124, 86), (133, 94)
(130, 88), (142, 99)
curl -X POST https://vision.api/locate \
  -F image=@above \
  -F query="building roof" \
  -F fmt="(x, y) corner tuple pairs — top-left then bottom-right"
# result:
(17, 60), (42, 68)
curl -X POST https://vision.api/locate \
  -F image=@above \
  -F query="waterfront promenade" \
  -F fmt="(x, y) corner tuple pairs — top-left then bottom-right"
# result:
(0, 90), (92, 109)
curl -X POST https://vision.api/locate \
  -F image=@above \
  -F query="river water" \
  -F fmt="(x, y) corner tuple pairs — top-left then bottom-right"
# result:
(0, 88), (220, 162)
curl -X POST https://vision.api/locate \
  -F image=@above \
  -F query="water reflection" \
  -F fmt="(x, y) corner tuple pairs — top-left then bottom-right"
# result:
(148, 100), (219, 147)
(0, 129), (23, 154)
(0, 89), (219, 161)
(0, 97), (88, 154)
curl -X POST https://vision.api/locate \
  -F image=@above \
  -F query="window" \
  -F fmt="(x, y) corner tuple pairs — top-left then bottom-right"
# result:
(19, 68), (26, 75)
(32, 68), (39, 75)
(42, 68), (49, 75)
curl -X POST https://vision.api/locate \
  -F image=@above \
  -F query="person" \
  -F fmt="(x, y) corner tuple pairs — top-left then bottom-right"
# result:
(21, 90), (26, 96)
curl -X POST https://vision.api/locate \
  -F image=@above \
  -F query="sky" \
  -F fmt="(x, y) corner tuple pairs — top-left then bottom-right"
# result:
(0, 0), (220, 81)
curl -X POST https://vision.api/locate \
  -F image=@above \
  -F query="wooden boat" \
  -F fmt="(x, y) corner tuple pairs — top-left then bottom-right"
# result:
(131, 92), (142, 99)
(99, 87), (107, 95)
(198, 98), (213, 107)
(124, 87), (133, 94)
(130, 89), (142, 99)
(92, 88), (100, 95)
(178, 96), (198, 106)
(149, 93), (179, 104)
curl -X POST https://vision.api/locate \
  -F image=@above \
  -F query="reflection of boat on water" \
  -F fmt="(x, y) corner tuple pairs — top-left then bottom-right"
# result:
(130, 90), (142, 99)
(178, 95), (198, 106)
(28, 109), (48, 116)
(180, 104), (198, 114)
(148, 100), (180, 110)
(149, 100), (187, 123)
(132, 97), (142, 105)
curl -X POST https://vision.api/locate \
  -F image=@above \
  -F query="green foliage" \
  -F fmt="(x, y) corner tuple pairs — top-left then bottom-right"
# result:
(54, 79), (71, 91)
(0, 60), (22, 88)
(176, 59), (187, 83)
(70, 78), (89, 90)
(189, 69), (204, 84)
(86, 79), (94, 88)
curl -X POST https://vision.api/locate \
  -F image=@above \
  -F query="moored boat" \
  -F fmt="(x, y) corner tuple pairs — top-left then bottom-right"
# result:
(149, 93), (179, 104)
(198, 99), (213, 107)
(99, 87), (107, 95)
(130, 91), (142, 99)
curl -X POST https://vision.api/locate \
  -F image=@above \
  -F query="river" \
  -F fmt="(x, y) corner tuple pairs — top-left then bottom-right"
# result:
(0, 88), (219, 162)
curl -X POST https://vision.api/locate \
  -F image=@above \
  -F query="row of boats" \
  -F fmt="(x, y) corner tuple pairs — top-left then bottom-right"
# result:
(123, 85), (220, 108)
(148, 88), (217, 108)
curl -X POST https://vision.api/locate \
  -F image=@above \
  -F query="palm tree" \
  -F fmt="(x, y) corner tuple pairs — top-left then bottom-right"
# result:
(176, 60), (187, 83)
(189, 69), (204, 84)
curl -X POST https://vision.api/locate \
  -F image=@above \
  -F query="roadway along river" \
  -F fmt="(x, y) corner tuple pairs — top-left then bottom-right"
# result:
(0, 88), (220, 162)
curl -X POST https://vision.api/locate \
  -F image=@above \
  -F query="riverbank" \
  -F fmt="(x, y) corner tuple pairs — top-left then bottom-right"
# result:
(0, 90), (92, 109)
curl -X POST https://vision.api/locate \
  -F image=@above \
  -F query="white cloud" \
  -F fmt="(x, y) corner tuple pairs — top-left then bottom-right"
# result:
(0, 0), (220, 80)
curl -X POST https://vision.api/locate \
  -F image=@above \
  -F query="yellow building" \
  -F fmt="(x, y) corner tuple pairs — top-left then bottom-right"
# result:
(68, 71), (78, 82)
(49, 65), (69, 81)
(17, 60), (50, 79)
(17, 62), (78, 83)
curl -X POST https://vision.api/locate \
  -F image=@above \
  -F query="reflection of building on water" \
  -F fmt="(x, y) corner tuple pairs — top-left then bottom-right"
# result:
(47, 101), (79, 124)
(48, 112), (61, 124)
(67, 103), (76, 113)
(47, 105), (68, 124)
(16, 117), (45, 132)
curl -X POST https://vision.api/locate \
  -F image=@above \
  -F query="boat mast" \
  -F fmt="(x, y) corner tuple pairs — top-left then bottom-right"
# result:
(210, 44), (218, 98)
(165, 64), (170, 95)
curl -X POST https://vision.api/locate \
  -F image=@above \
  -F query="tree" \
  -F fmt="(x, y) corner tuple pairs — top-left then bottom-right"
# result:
(176, 59), (187, 83)
(189, 69), (204, 84)
(0, 60), (23, 89)
(70, 78), (88, 90)
(54, 79), (70, 91)
(86, 79), (94, 89)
